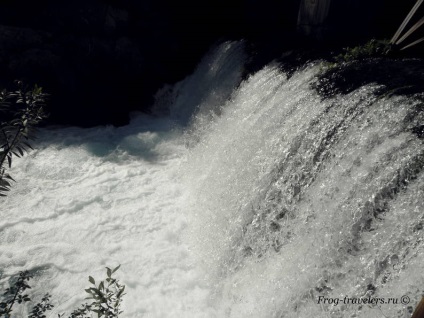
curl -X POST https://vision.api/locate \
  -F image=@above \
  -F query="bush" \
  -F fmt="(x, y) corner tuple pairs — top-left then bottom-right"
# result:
(334, 39), (392, 63)
(0, 266), (126, 318)
(66, 265), (126, 318)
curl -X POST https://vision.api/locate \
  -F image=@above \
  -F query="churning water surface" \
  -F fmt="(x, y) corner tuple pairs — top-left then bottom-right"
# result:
(1, 41), (423, 318)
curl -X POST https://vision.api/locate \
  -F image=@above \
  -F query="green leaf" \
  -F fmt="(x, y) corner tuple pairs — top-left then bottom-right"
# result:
(88, 276), (95, 285)
(117, 286), (125, 298)
(17, 147), (24, 156)
(106, 267), (112, 278)
(5, 174), (15, 181)
(112, 265), (121, 274)
(1, 180), (11, 187)
(23, 142), (33, 150)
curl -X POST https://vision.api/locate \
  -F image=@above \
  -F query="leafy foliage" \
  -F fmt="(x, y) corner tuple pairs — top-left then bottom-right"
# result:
(0, 266), (125, 318)
(28, 294), (54, 318)
(65, 265), (126, 318)
(334, 39), (392, 63)
(0, 82), (47, 196)
(0, 271), (33, 316)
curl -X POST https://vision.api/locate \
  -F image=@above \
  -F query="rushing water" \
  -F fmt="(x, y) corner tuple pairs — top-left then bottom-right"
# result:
(1, 41), (423, 318)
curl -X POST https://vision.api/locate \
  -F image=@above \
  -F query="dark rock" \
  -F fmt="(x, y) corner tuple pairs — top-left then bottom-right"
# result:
(412, 125), (424, 139)
(313, 58), (424, 99)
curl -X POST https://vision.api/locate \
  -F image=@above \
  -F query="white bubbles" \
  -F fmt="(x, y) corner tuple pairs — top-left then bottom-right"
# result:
(1, 41), (423, 318)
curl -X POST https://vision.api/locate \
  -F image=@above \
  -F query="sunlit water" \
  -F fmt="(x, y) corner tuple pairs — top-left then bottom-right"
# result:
(1, 41), (423, 318)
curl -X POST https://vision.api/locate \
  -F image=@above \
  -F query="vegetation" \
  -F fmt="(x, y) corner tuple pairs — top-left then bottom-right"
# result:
(0, 266), (125, 318)
(0, 82), (47, 196)
(334, 39), (392, 64)
(0, 83), (126, 317)
(333, 0), (424, 62)
(314, 40), (391, 78)
(65, 265), (126, 318)
(334, 0), (424, 62)
(314, 0), (424, 100)
(0, 271), (34, 316)
(321, 0), (424, 68)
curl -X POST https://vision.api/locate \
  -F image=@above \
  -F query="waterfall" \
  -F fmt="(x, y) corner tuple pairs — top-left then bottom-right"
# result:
(177, 44), (423, 317)
(0, 41), (422, 318)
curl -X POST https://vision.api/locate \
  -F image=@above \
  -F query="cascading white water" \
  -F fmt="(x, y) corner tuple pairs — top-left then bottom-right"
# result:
(0, 41), (423, 318)
(179, 57), (424, 317)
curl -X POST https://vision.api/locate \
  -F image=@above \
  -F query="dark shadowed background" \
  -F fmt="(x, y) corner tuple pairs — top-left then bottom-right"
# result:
(0, 0), (420, 126)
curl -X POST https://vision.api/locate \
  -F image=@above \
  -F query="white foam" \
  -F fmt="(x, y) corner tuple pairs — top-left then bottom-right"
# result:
(1, 42), (423, 318)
